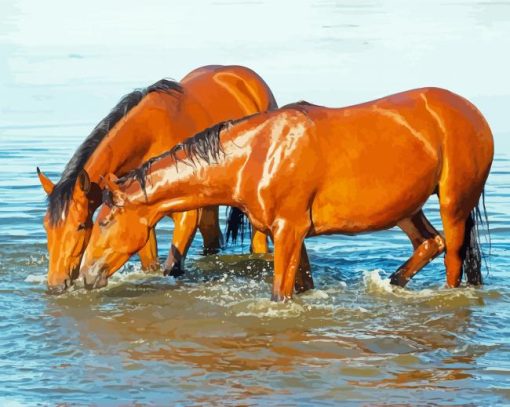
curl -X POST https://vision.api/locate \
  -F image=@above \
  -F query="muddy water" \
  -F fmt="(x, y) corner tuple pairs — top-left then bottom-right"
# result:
(2, 0), (510, 405)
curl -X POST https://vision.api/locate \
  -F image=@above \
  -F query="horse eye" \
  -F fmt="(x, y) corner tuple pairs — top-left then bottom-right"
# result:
(99, 219), (109, 228)
(77, 223), (86, 231)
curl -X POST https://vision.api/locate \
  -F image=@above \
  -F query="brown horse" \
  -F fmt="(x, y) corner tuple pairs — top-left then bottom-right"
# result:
(37, 65), (278, 294)
(79, 87), (493, 301)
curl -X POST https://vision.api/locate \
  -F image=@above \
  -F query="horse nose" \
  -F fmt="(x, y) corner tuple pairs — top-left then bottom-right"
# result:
(81, 263), (108, 290)
(47, 278), (71, 295)
(81, 267), (98, 290)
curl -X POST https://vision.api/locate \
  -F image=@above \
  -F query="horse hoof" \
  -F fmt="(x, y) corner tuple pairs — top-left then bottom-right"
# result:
(201, 247), (221, 256)
(163, 264), (185, 278)
(271, 293), (292, 302)
(389, 271), (409, 287)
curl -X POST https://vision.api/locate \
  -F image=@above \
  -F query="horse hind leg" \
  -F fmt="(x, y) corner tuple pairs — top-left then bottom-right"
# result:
(294, 243), (314, 293)
(390, 210), (445, 287)
(440, 201), (483, 288)
(198, 206), (223, 255)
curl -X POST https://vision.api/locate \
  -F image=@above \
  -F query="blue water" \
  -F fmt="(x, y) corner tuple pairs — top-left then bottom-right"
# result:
(1, 1), (510, 405)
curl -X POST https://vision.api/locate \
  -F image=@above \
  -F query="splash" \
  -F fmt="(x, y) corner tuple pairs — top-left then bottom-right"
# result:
(362, 269), (484, 307)
(363, 269), (394, 294)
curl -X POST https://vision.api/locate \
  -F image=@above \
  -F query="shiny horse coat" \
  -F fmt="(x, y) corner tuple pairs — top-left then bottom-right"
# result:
(37, 65), (277, 293)
(80, 87), (493, 300)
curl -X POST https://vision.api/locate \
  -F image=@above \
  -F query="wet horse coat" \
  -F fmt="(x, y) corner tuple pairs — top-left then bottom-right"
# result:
(80, 87), (493, 300)
(37, 65), (278, 293)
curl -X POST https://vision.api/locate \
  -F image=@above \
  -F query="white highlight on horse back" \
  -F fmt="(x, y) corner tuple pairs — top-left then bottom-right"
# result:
(372, 106), (437, 159)
(420, 93), (450, 188)
(420, 94), (447, 137)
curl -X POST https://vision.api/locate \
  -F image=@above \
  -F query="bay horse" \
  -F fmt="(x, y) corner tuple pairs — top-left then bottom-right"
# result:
(37, 65), (280, 294)
(79, 87), (493, 301)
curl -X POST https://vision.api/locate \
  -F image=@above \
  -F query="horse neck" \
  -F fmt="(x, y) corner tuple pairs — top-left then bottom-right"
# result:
(83, 94), (181, 184)
(132, 154), (239, 227)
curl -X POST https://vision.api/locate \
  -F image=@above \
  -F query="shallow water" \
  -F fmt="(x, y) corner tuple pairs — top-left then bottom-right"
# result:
(1, 131), (509, 407)
(2, 0), (510, 405)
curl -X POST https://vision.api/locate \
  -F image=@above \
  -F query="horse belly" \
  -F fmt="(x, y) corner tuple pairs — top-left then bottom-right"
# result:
(310, 145), (439, 235)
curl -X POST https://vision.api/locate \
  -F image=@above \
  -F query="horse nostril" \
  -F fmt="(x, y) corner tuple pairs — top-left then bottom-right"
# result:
(47, 283), (67, 296)
(82, 266), (101, 290)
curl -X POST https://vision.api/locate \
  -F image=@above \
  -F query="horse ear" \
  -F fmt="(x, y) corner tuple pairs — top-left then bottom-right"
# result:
(75, 170), (102, 206)
(77, 170), (91, 194)
(37, 167), (55, 195)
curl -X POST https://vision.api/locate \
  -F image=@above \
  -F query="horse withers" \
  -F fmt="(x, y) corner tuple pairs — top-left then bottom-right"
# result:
(79, 87), (493, 300)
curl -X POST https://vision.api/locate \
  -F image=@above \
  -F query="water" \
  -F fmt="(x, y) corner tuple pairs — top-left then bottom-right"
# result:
(1, 1), (510, 405)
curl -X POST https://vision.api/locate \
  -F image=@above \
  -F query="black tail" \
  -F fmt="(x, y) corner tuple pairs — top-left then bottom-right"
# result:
(225, 207), (250, 244)
(462, 191), (490, 285)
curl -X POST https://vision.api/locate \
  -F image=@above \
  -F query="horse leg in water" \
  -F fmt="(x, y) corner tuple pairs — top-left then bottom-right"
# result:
(440, 195), (483, 287)
(267, 228), (314, 294)
(271, 218), (311, 301)
(294, 243), (314, 293)
(390, 210), (445, 286)
(138, 227), (160, 272)
(163, 210), (199, 277)
(198, 207), (223, 255)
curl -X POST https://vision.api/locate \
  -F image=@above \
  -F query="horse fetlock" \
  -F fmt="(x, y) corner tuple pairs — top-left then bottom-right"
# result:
(163, 259), (185, 278)
(389, 269), (410, 287)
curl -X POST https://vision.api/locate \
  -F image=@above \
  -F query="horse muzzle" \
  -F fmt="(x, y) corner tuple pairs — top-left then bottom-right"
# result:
(46, 266), (78, 295)
(47, 278), (73, 295)
(80, 262), (109, 290)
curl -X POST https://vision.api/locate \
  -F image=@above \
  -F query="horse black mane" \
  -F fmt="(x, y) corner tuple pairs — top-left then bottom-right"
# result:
(118, 113), (257, 198)
(47, 79), (182, 225)
(118, 120), (229, 198)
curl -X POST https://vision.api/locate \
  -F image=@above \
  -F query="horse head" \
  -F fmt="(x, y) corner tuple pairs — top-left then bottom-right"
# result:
(38, 168), (101, 294)
(79, 173), (151, 290)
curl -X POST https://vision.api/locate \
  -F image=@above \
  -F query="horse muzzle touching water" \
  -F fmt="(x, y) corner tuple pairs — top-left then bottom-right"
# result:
(80, 87), (493, 301)
(80, 260), (110, 290)
(37, 65), (279, 294)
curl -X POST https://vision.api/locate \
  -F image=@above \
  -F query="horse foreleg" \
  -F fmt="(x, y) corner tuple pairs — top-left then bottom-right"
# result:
(271, 219), (310, 301)
(251, 230), (269, 253)
(163, 210), (199, 277)
(198, 206), (223, 255)
(390, 210), (445, 287)
(138, 227), (160, 272)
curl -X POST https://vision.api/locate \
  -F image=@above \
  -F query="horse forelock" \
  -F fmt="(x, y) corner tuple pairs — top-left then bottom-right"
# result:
(47, 79), (183, 225)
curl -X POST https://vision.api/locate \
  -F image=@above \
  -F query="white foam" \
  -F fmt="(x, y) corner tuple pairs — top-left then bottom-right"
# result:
(362, 269), (480, 301)
(301, 289), (330, 300)
(363, 269), (393, 294)
(24, 274), (46, 284)
(235, 298), (306, 318)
